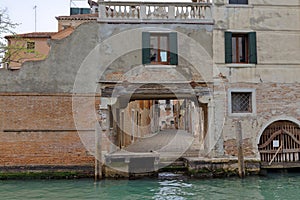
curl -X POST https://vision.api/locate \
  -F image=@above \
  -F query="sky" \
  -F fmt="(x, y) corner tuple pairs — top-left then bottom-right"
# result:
(0, 0), (195, 34)
(0, 0), (194, 34)
(0, 0), (90, 34)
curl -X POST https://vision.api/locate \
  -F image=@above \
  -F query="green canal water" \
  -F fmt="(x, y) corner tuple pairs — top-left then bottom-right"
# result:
(1, 172), (300, 200)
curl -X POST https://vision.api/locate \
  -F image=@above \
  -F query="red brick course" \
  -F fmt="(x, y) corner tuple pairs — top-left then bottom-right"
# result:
(0, 93), (97, 167)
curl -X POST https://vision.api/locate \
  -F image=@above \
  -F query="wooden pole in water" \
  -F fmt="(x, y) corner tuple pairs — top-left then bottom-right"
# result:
(95, 119), (103, 181)
(236, 120), (245, 178)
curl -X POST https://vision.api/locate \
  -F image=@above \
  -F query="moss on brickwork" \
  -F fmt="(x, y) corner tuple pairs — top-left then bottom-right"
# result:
(159, 166), (188, 173)
(188, 167), (239, 178)
(0, 171), (93, 180)
(187, 167), (260, 178)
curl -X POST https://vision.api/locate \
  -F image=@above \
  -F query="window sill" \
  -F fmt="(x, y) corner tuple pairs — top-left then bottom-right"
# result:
(226, 4), (254, 8)
(144, 64), (176, 69)
(228, 112), (256, 118)
(226, 63), (256, 68)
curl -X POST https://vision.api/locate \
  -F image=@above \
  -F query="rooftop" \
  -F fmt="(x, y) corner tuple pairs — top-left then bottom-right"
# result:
(56, 13), (98, 20)
(5, 32), (57, 39)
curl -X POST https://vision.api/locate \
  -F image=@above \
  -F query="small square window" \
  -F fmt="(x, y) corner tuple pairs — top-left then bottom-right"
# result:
(228, 89), (256, 116)
(229, 0), (248, 4)
(27, 41), (35, 53)
(231, 92), (252, 113)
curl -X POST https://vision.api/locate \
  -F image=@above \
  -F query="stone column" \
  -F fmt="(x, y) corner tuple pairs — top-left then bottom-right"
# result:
(198, 95), (215, 156)
(140, 4), (147, 19)
(168, 5), (175, 19)
(95, 97), (110, 180)
(108, 105), (116, 153)
(206, 100), (215, 156)
(95, 97), (117, 180)
(98, 0), (106, 19)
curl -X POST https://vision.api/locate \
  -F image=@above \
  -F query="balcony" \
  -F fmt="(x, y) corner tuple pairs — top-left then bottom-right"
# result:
(98, 1), (213, 24)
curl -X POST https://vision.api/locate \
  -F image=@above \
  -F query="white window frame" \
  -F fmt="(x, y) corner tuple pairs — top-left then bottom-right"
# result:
(225, 29), (257, 67)
(228, 88), (256, 117)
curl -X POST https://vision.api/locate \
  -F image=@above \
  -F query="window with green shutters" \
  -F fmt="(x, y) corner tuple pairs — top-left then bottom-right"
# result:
(225, 31), (257, 64)
(142, 32), (178, 65)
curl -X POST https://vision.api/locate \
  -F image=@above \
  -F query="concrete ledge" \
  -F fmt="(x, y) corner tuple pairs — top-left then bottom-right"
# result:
(104, 152), (160, 178)
(183, 157), (260, 178)
(104, 164), (158, 179)
(261, 161), (300, 169)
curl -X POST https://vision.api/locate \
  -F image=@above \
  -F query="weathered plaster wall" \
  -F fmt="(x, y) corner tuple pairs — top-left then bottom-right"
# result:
(212, 1), (300, 157)
(97, 23), (214, 84)
(7, 37), (51, 69)
(222, 82), (300, 157)
(0, 22), (213, 93)
(0, 0), (299, 167)
(0, 22), (99, 93)
(0, 21), (214, 168)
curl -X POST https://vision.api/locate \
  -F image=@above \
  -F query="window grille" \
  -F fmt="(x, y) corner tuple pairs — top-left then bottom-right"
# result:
(27, 42), (35, 53)
(231, 92), (252, 113)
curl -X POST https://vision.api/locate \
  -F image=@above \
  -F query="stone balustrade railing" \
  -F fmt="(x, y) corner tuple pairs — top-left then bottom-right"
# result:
(98, 1), (213, 24)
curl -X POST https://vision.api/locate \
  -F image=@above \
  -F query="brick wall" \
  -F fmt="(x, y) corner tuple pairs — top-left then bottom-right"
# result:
(0, 93), (98, 167)
(222, 83), (300, 157)
(0, 131), (93, 166)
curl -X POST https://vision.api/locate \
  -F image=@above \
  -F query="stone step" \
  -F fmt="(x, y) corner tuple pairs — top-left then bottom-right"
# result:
(158, 159), (187, 173)
(182, 149), (204, 157)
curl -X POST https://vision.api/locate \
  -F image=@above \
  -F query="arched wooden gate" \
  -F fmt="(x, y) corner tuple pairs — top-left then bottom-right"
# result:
(258, 121), (300, 167)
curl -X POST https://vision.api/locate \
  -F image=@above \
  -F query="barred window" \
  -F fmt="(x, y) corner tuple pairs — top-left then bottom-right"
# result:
(231, 92), (252, 113)
(27, 41), (35, 53)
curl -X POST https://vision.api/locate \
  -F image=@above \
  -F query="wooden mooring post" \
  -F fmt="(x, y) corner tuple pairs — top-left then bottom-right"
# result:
(236, 120), (245, 178)
(95, 123), (102, 181)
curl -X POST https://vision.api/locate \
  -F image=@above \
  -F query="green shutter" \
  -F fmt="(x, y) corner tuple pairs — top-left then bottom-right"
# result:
(169, 32), (178, 65)
(224, 32), (232, 63)
(142, 32), (151, 65)
(248, 32), (257, 64)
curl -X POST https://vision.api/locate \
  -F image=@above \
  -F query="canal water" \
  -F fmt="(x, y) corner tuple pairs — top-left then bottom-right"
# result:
(1, 172), (300, 200)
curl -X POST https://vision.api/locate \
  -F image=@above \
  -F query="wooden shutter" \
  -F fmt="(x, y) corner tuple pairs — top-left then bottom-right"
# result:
(248, 32), (257, 64)
(142, 32), (151, 64)
(169, 32), (178, 65)
(224, 31), (232, 63)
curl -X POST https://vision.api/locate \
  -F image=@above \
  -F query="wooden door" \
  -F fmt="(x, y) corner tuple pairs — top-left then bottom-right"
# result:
(258, 121), (300, 167)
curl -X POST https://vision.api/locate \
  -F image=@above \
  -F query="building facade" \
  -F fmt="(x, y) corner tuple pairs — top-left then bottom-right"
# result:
(3, 1), (98, 69)
(0, 0), (299, 176)
(4, 32), (55, 69)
